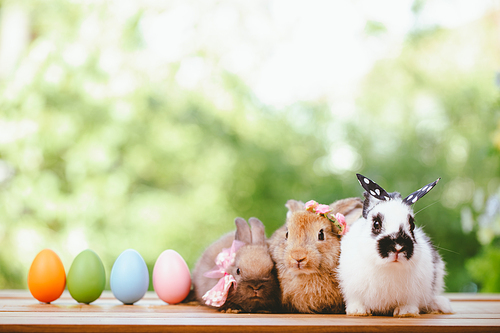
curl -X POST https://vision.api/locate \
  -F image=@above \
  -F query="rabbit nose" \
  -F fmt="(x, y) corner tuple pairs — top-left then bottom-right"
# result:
(291, 249), (307, 263)
(250, 285), (262, 297)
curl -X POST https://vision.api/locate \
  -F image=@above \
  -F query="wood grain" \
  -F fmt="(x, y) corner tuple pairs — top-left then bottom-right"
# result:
(1, 290), (499, 332)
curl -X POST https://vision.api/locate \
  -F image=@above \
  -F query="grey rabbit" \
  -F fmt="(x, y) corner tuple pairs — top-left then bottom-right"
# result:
(192, 217), (281, 313)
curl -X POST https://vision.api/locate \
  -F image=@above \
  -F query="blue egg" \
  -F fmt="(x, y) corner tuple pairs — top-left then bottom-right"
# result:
(110, 249), (149, 305)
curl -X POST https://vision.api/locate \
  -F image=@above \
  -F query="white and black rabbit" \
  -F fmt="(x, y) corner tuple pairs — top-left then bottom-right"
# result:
(337, 174), (453, 317)
(192, 217), (281, 313)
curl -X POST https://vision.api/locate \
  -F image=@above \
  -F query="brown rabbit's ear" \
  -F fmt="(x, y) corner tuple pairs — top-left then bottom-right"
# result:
(234, 217), (252, 244)
(285, 200), (304, 213)
(248, 217), (266, 246)
(285, 200), (304, 219)
(330, 197), (363, 225)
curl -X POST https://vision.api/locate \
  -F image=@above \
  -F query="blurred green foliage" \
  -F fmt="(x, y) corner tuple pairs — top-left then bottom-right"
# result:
(0, 1), (499, 293)
(467, 243), (500, 292)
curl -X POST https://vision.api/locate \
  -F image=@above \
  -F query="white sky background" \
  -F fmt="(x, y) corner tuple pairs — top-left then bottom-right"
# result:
(139, 0), (498, 108)
(3, 0), (498, 121)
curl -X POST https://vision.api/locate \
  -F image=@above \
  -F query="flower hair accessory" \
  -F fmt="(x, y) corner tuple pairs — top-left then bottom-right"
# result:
(202, 240), (245, 307)
(304, 200), (349, 235)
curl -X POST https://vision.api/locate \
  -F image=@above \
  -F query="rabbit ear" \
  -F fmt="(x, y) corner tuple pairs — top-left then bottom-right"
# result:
(285, 200), (305, 219)
(356, 174), (391, 201)
(329, 197), (363, 225)
(248, 217), (266, 245)
(285, 200), (304, 213)
(357, 174), (392, 219)
(234, 217), (252, 244)
(402, 178), (441, 205)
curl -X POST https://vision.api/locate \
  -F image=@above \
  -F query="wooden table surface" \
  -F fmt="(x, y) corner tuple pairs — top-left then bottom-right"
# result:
(1, 290), (499, 332)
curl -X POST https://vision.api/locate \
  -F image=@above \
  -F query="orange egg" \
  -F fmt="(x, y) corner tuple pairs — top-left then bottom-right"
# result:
(28, 249), (66, 303)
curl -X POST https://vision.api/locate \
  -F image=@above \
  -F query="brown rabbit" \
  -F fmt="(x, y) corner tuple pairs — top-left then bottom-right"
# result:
(192, 217), (281, 313)
(269, 197), (363, 313)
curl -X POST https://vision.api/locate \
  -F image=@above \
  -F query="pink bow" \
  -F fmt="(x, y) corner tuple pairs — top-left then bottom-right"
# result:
(202, 240), (245, 307)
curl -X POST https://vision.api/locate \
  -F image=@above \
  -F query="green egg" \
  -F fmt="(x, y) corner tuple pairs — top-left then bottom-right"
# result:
(67, 249), (106, 304)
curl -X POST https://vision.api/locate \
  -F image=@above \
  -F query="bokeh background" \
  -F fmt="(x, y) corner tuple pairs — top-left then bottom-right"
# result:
(1, 0), (499, 293)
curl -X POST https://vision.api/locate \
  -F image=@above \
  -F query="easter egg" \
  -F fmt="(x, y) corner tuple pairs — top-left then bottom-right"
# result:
(67, 249), (106, 304)
(110, 249), (149, 305)
(28, 249), (66, 303)
(153, 250), (191, 304)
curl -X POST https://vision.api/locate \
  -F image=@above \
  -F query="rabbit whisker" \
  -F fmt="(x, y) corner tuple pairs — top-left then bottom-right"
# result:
(433, 245), (460, 255)
(414, 200), (440, 216)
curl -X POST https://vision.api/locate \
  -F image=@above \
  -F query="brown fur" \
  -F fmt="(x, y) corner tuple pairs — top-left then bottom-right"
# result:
(269, 197), (363, 313)
(221, 245), (280, 313)
(192, 218), (281, 313)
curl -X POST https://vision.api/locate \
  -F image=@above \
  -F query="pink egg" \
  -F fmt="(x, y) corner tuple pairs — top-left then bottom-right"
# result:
(153, 249), (191, 304)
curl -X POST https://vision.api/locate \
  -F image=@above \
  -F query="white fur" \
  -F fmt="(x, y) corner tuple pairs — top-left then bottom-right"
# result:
(338, 198), (452, 317)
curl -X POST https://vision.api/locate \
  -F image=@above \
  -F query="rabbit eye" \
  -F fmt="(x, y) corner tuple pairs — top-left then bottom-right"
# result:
(285, 231), (288, 240)
(318, 229), (325, 241)
(409, 215), (415, 232)
(372, 214), (383, 235)
(236, 268), (241, 275)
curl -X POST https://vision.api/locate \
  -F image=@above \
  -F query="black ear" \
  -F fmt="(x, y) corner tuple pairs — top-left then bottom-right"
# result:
(356, 174), (391, 201)
(357, 174), (392, 219)
(402, 178), (441, 205)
